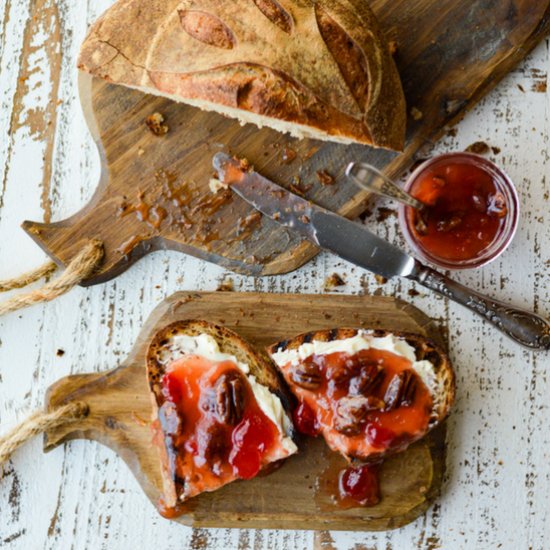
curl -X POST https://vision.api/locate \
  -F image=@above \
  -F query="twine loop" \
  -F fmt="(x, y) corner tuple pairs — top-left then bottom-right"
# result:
(0, 239), (104, 316)
(0, 402), (89, 472)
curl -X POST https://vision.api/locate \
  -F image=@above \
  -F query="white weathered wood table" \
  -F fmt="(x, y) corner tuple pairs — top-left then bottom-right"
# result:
(1, 1), (549, 548)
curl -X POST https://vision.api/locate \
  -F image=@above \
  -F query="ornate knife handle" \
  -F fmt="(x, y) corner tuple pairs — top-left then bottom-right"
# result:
(414, 266), (550, 351)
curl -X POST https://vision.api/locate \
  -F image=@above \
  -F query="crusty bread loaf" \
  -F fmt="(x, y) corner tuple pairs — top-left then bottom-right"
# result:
(147, 320), (296, 506)
(78, 0), (406, 150)
(267, 328), (455, 461)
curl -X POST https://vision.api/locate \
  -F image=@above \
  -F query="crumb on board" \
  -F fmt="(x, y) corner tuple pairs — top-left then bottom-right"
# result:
(238, 157), (252, 172)
(325, 273), (345, 289)
(281, 147), (297, 164)
(145, 112), (169, 136)
(289, 182), (305, 197)
(410, 107), (423, 121)
(316, 169), (335, 186)
(408, 288), (420, 297)
(374, 274), (388, 285)
(56, 348), (65, 357)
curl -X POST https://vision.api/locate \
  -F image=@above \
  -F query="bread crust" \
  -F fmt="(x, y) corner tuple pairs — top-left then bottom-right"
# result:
(147, 320), (294, 504)
(78, 0), (406, 150)
(267, 328), (455, 460)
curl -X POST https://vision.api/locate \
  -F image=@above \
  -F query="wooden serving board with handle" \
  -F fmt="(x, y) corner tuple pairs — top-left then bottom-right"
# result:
(22, 0), (550, 285)
(44, 291), (448, 531)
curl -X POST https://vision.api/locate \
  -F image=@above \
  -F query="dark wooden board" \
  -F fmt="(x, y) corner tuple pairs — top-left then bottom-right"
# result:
(44, 292), (448, 531)
(22, 1), (550, 285)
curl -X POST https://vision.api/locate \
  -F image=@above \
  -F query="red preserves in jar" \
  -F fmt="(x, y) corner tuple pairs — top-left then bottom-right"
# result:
(399, 153), (519, 269)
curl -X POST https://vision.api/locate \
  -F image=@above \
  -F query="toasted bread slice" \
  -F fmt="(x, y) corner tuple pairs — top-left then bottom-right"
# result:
(147, 320), (297, 511)
(267, 328), (455, 462)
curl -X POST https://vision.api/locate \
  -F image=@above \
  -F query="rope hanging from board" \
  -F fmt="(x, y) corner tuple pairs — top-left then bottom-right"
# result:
(0, 261), (57, 292)
(0, 239), (104, 316)
(0, 402), (89, 471)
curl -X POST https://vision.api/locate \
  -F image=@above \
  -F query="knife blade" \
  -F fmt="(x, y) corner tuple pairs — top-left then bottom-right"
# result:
(212, 153), (418, 280)
(212, 153), (550, 351)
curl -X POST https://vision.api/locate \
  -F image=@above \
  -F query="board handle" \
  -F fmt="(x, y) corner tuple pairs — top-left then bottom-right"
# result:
(43, 372), (103, 451)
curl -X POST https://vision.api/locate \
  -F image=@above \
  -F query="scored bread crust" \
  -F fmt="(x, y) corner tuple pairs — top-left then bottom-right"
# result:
(78, 0), (406, 150)
(147, 319), (295, 504)
(267, 328), (455, 460)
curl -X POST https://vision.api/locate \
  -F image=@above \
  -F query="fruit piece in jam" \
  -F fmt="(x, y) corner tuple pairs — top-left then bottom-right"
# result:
(286, 348), (433, 460)
(406, 160), (508, 263)
(152, 355), (288, 517)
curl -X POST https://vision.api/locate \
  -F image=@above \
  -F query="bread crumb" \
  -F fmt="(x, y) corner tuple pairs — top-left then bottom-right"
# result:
(238, 157), (252, 172)
(281, 147), (297, 164)
(145, 112), (169, 136)
(137, 147), (145, 156)
(374, 274), (388, 285)
(217, 278), (234, 292)
(209, 177), (228, 194)
(325, 273), (345, 289)
(56, 348), (65, 357)
(410, 107), (423, 121)
(316, 170), (335, 186)
(465, 141), (490, 155)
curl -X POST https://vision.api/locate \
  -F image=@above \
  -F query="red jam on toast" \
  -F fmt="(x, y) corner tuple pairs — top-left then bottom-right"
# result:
(152, 354), (293, 516)
(283, 348), (433, 460)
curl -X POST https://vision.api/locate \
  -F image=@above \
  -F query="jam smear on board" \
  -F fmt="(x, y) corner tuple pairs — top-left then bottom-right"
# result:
(406, 160), (508, 262)
(155, 355), (280, 517)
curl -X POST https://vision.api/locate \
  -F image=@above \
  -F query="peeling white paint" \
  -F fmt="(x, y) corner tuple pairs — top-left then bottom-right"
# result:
(0, 1), (549, 549)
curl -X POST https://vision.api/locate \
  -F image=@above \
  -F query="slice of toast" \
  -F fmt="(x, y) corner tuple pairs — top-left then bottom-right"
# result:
(147, 320), (297, 511)
(267, 328), (455, 462)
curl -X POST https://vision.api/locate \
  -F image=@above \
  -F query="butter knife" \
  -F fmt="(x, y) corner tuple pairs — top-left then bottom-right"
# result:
(213, 153), (550, 351)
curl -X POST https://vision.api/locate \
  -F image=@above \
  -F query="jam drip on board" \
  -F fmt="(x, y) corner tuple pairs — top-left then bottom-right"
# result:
(153, 355), (280, 517)
(285, 347), (433, 508)
(406, 160), (508, 262)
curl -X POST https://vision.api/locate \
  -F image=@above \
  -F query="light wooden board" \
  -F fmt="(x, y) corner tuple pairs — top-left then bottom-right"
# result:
(43, 292), (447, 531)
(1, 0), (550, 548)
(20, 0), (550, 285)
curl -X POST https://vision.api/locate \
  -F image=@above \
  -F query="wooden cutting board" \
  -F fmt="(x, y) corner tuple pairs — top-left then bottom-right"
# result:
(21, 0), (550, 285)
(43, 292), (448, 531)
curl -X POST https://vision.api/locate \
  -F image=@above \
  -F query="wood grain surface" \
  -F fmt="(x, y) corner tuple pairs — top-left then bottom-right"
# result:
(1, 0), (550, 549)
(21, 0), (550, 285)
(44, 292), (447, 531)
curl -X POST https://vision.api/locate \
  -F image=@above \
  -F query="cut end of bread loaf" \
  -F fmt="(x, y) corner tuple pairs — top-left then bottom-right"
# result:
(78, 0), (406, 150)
